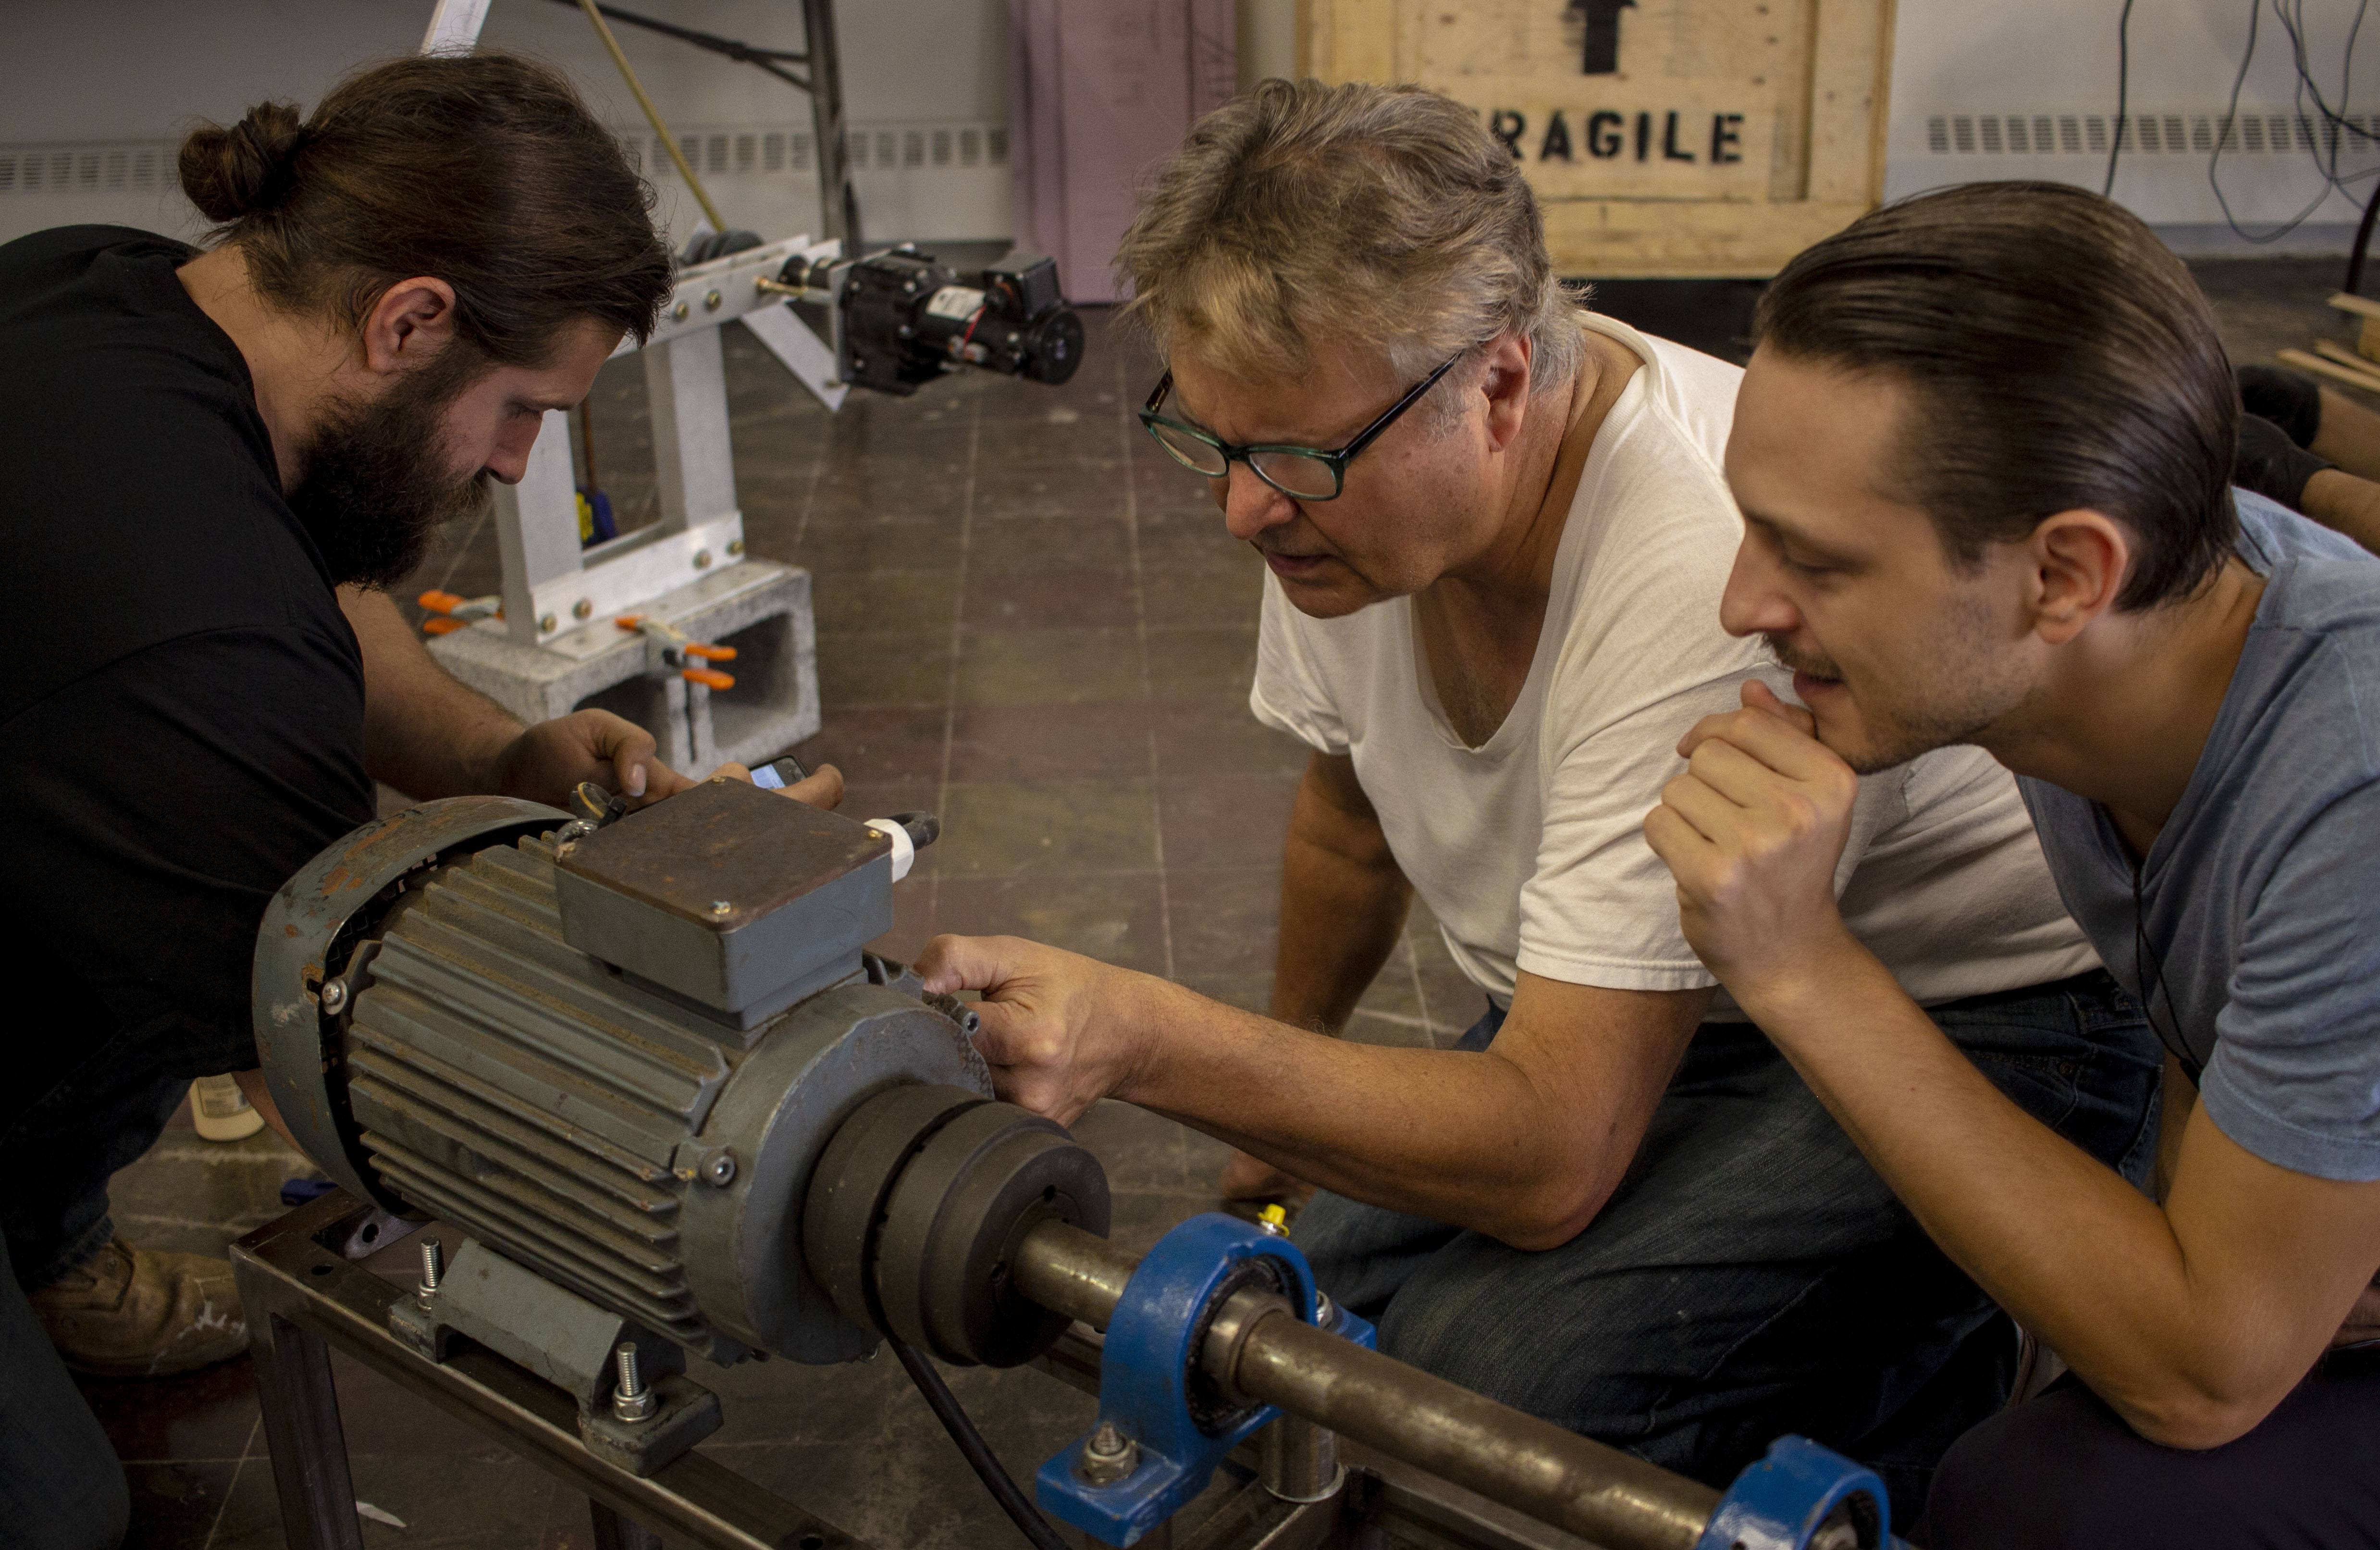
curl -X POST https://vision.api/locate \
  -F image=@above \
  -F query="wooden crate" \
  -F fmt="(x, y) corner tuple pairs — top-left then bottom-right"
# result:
(1297, 0), (1896, 278)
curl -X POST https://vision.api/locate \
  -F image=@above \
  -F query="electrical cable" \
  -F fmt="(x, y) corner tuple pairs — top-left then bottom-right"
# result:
(2344, 174), (2380, 291)
(2204, 0), (2380, 247)
(2131, 865), (2202, 1084)
(885, 1334), (1074, 1550)
(2105, 0), (2137, 197)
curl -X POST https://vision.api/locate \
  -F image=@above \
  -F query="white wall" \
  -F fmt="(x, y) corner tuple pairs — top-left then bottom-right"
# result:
(14, 3), (2379, 255)
(1887, 0), (2380, 244)
(0, 0), (1014, 248)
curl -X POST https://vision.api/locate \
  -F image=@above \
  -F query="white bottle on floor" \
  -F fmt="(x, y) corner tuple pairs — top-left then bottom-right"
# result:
(191, 1074), (264, 1142)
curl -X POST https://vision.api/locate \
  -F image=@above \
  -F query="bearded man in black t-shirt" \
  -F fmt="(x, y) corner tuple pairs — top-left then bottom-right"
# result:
(0, 54), (835, 1550)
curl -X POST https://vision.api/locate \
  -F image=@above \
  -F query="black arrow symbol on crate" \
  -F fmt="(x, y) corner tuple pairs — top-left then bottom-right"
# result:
(1569, 0), (1635, 75)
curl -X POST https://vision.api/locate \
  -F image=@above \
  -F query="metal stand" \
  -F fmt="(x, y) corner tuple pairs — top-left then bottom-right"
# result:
(233, 1195), (1609, 1550)
(426, 235), (846, 773)
(234, 1193), (855, 1550)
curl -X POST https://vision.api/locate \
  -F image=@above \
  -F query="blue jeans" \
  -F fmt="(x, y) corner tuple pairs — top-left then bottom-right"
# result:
(0, 1228), (130, 1549)
(1924, 1356), (2380, 1548)
(1293, 970), (2161, 1524)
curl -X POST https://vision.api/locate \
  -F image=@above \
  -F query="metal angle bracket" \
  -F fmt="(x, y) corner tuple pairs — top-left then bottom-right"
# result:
(1034, 1213), (1373, 1547)
(389, 1237), (723, 1478)
(1692, 1435), (1894, 1550)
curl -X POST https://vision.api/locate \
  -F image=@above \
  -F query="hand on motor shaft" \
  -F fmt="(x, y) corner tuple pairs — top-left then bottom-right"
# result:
(913, 935), (1155, 1126)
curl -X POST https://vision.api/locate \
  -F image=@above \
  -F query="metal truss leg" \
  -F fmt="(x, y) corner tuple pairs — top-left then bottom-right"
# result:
(247, 1301), (365, 1550)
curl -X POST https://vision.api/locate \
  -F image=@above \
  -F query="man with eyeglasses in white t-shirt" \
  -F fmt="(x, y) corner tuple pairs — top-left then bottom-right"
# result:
(914, 81), (2161, 1513)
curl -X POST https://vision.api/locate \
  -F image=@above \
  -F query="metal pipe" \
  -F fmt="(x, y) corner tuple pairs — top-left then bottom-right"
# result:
(1011, 1222), (1719, 1550)
(1012, 1220), (1139, 1329)
(1257, 1413), (1340, 1505)
(1233, 1313), (1715, 1550)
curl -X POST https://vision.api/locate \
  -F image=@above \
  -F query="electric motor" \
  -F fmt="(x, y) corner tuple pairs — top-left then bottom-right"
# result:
(822, 247), (1084, 395)
(253, 781), (1105, 1368)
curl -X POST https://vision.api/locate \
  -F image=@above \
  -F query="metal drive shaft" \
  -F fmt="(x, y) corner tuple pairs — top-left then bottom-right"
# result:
(1011, 1220), (1720, 1550)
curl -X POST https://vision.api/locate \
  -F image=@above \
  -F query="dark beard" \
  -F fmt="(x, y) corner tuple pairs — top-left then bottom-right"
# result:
(286, 351), (494, 590)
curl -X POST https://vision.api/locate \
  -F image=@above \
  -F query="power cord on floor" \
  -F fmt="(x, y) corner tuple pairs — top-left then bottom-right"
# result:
(886, 1334), (1075, 1550)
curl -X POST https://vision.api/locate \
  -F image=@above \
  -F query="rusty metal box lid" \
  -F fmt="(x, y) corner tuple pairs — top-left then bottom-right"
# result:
(553, 778), (893, 1024)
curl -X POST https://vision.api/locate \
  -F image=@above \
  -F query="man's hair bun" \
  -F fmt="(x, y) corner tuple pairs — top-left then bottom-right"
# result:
(179, 101), (306, 222)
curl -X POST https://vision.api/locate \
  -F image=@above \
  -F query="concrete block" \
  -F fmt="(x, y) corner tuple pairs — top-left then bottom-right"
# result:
(429, 558), (819, 776)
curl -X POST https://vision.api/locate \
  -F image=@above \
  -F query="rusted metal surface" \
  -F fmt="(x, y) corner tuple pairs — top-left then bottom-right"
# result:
(555, 776), (887, 929)
(251, 797), (570, 1210)
(1231, 1320), (1718, 1550)
(551, 777), (895, 1023)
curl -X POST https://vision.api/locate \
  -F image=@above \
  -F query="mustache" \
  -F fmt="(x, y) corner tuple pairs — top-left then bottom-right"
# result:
(1761, 633), (1841, 681)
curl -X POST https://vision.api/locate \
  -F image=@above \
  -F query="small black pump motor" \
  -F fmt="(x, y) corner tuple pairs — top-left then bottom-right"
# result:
(828, 247), (1084, 396)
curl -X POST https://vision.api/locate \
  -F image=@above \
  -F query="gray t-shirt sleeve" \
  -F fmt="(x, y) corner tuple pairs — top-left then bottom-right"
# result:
(2200, 774), (2380, 1181)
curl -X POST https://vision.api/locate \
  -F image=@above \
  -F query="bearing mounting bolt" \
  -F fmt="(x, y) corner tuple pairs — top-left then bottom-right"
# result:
(612, 1340), (658, 1424)
(704, 1150), (738, 1187)
(1079, 1420), (1139, 1484)
(416, 1236), (443, 1310)
(319, 979), (348, 1015)
(1314, 1290), (1334, 1327)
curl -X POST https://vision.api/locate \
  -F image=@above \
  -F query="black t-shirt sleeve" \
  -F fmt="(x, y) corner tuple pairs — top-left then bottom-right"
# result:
(0, 626), (372, 1090)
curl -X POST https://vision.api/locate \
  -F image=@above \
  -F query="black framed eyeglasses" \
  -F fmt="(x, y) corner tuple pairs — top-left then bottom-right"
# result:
(1136, 352), (1464, 501)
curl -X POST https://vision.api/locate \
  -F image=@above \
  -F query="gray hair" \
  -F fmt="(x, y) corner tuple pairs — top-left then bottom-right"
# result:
(1116, 78), (1586, 415)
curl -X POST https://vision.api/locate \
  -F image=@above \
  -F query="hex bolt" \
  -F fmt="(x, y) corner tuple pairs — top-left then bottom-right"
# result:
(612, 1341), (658, 1424)
(572, 598), (592, 620)
(1314, 1290), (1335, 1328)
(671, 299), (690, 321)
(693, 548), (713, 570)
(727, 538), (745, 557)
(704, 289), (723, 311)
(538, 612), (558, 633)
(709, 899), (732, 916)
(319, 979), (348, 1015)
(415, 1236), (443, 1310)
(704, 1150), (738, 1187)
(1078, 1420), (1139, 1485)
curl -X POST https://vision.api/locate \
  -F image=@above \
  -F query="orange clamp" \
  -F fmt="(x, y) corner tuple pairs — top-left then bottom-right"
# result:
(615, 614), (644, 630)
(422, 616), (470, 636)
(681, 666), (736, 692)
(683, 643), (738, 662)
(419, 590), (467, 615)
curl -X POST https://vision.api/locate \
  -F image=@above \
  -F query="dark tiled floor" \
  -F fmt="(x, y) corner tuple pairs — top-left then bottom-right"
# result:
(90, 258), (2365, 1548)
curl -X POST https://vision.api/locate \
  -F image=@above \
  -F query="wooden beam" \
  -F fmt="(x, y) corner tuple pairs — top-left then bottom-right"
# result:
(2279, 346), (2380, 396)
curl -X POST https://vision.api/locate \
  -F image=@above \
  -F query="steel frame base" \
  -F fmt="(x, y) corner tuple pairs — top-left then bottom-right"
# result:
(232, 1195), (1598, 1550)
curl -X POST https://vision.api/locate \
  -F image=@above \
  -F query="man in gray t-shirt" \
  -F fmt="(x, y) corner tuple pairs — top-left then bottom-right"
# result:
(1641, 180), (2380, 1550)
(2019, 495), (2380, 1181)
